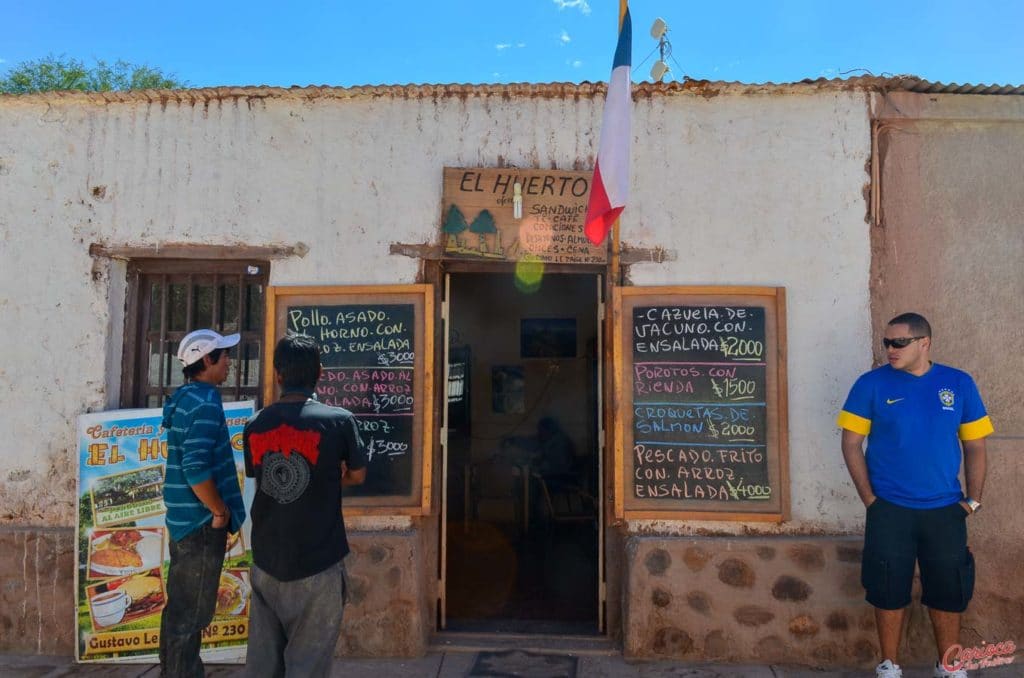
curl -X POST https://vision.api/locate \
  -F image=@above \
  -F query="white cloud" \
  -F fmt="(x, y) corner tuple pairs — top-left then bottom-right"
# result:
(516, 42), (526, 48)
(553, 0), (591, 15)
(572, 60), (583, 68)
(559, 30), (571, 44)
(495, 43), (511, 51)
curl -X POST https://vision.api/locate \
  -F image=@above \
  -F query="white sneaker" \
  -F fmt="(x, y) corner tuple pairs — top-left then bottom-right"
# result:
(933, 660), (968, 677)
(876, 659), (903, 677)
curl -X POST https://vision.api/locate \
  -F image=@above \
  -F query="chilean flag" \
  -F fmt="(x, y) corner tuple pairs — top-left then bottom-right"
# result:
(584, 6), (632, 246)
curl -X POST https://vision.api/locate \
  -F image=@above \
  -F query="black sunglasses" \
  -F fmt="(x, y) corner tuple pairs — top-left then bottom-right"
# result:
(882, 336), (925, 350)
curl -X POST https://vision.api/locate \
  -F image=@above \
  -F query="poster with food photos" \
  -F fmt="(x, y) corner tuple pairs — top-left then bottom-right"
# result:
(76, 402), (255, 663)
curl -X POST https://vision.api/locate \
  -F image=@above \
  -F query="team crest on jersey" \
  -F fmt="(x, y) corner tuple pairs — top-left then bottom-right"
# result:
(938, 389), (955, 410)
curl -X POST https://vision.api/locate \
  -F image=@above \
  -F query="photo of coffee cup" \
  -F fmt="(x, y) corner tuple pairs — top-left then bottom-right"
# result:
(90, 589), (132, 628)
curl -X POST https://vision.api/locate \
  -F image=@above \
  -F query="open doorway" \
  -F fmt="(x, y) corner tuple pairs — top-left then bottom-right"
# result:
(443, 270), (601, 635)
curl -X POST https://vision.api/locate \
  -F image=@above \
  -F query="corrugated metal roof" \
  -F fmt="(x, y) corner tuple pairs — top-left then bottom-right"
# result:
(1, 75), (1021, 103)
(644, 75), (1024, 96)
(891, 78), (1024, 95)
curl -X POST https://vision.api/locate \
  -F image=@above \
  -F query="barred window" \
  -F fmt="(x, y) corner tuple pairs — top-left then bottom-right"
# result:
(121, 260), (268, 408)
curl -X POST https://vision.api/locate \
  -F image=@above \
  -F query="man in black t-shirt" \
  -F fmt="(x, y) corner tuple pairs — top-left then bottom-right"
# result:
(242, 334), (367, 677)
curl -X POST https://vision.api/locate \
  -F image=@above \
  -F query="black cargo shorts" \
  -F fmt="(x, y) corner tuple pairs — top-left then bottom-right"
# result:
(861, 497), (975, 612)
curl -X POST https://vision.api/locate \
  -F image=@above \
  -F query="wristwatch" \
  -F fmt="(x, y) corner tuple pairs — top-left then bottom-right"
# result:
(965, 497), (981, 513)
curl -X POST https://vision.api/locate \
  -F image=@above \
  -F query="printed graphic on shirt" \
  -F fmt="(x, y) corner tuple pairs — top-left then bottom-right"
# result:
(938, 388), (955, 410)
(248, 424), (322, 504)
(260, 452), (311, 503)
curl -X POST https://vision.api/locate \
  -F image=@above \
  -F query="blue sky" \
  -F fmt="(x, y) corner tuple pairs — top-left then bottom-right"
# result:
(2, 1), (1021, 88)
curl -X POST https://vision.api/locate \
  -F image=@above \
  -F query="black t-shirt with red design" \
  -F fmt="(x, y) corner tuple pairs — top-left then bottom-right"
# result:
(243, 399), (367, 581)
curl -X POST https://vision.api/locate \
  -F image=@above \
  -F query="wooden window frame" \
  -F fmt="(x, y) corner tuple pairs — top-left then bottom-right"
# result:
(263, 284), (435, 515)
(612, 285), (790, 523)
(120, 259), (269, 409)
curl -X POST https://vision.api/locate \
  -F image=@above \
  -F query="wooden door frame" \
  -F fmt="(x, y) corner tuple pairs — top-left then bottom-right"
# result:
(432, 261), (610, 633)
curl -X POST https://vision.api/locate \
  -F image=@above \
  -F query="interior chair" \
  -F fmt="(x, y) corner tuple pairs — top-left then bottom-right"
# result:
(532, 470), (596, 528)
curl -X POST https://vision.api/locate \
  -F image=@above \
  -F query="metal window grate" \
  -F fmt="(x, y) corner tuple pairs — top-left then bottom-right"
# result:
(122, 260), (268, 408)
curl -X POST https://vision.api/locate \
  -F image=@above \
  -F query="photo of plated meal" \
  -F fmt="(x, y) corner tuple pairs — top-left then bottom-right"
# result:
(87, 527), (165, 579)
(86, 568), (166, 630)
(215, 569), (250, 617)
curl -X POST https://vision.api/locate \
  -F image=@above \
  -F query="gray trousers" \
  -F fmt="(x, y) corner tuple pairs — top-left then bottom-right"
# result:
(244, 559), (348, 677)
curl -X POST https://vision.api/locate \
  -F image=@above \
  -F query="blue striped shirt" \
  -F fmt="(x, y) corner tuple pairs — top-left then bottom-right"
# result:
(162, 382), (246, 541)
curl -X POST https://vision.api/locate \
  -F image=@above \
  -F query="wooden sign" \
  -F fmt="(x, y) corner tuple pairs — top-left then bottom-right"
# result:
(265, 285), (434, 515)
(441, 167), (607, 265)
(613, 287), (789, 522)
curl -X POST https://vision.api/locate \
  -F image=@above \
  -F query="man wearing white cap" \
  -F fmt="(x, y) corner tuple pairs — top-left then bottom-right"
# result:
(159, 329), (246, 677)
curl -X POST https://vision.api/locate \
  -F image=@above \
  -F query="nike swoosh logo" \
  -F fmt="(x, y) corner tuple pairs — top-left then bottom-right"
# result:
(886, 398), (904, 405)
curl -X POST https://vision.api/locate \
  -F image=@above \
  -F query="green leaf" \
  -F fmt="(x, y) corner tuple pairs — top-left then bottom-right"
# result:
(1, 54), (187, 94)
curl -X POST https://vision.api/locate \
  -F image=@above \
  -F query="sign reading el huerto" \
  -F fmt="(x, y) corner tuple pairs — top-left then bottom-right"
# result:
(442, 167), (607, 265)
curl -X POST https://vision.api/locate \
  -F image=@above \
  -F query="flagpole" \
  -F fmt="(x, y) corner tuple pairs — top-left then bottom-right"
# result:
(610, 0), (627, 285)
(599, 0), (629, 634)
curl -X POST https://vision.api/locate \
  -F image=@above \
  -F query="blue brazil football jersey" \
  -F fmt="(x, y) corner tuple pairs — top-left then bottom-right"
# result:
(837, 363), (993, 509)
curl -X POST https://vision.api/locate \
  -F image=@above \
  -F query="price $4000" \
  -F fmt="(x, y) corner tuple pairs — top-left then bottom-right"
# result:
(725, 477), (772, 500)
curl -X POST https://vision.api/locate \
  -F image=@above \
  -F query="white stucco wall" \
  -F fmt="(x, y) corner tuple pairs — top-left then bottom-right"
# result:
(0, 85), (872, 530)
(628, 91), (875, 533)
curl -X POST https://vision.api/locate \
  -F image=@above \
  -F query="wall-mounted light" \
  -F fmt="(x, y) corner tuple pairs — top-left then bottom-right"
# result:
(513, 182), (523, 219)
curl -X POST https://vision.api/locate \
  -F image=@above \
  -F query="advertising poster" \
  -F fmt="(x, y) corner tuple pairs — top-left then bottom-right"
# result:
(76, 401), (255, 663)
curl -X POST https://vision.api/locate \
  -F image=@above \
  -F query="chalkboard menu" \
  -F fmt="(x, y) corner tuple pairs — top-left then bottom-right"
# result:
(613, 287), (789, 521)
(265, 285), (434, 514)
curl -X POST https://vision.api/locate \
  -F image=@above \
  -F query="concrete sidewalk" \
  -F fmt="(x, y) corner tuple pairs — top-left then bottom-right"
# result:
(2, 652), (1020, 678)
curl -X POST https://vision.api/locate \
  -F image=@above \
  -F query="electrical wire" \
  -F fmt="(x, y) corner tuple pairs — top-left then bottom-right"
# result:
(669, 53), (687, 80)
(631, 43), (661, 77)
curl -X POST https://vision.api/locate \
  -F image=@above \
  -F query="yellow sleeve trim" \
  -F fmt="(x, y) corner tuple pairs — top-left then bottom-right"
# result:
(959, 416), (994, 441)
(837, 410), (871, 435)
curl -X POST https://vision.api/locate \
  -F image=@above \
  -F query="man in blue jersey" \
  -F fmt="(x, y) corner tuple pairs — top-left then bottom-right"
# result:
(838, 313), (992, 678)
(159, 329), (246, 678)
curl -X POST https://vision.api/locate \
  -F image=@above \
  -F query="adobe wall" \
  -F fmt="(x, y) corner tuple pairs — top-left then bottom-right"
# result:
(0, 87), (871, 532)
(869, 92), (1024, 650)
(618, 92), (1024, 667)
(7, 85), (1016, 663)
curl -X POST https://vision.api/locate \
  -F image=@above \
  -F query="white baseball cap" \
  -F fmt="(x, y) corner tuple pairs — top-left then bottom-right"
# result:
(177, 329), (241, 367)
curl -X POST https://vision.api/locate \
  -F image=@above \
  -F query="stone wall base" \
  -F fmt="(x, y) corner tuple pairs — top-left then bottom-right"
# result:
(336, 531), (429, 657)
(5, 526), (1016, 667)
(0, 526), (428, 658)
(623, 535), (1004, 668)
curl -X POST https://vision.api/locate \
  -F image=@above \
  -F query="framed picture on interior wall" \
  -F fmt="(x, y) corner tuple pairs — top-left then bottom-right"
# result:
(520, 318), (577, 358)
(491, 365), (525, 414)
